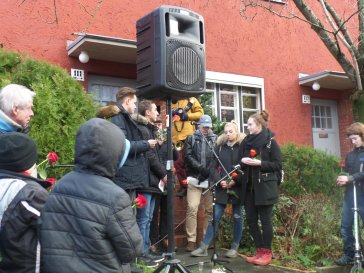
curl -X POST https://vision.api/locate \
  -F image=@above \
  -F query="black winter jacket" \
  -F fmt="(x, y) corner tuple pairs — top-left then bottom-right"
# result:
(110, 104), (150, 190)
(132, 114), (166, 194)
(40, 118), (143, 273)
(344, 146), (364, 192)
(210, 133), (245, 205)
(184, 129), (216, 181)
(240, 128), (282, 206)
(0, 171), (49, 273)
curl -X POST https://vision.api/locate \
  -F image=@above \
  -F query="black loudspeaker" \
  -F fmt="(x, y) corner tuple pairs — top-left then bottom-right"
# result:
(136, 6), (206, 99)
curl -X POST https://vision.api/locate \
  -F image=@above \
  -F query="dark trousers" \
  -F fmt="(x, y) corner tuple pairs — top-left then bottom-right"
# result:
(174, 145), (186, 185)
(245, 191), (274, 250)
(150, 194), (168, 247)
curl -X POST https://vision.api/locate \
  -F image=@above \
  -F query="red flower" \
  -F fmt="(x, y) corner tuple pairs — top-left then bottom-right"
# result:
(46, 177), (56, 185)
(47, 152), (58, 163)
(250, 149), (257, 158)
(217, 166), (222, 174)
(172, 115), (181, 122)
(339, 161), (345, 168)
(132, 194), (147, 209)
(231, 172), (238, 180)
(181, 179), (188, 186)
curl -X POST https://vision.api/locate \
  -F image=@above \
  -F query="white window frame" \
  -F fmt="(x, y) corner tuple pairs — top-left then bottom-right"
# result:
(206, 71), (264, 132)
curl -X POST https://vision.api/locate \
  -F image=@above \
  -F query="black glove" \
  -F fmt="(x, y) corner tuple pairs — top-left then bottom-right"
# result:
(172, 108), (182, 116)
(180, 110), (189, 121)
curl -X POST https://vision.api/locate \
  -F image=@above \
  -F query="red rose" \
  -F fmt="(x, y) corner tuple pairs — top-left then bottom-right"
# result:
(231, 172), (238, 180)
(339, 161), (345, 168)
(217, 166), (222, 174)
(132, 194), (147, 209)
(46, 177), (56, 185)
(172, 115), (181, 122)
(47, 152), (58, 163)
(250, 149), (257, 158)
(181, 179), (188, 186)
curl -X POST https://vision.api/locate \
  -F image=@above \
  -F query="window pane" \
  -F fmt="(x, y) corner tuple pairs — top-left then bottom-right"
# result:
(242, 87), (258, 94)
(326, 106), (331, 117)
(206, 82), (215, 90)
(221, 109), (235, 122)
(220, 84), (234, 92)
(243, 96), (257, 109)
(220, 93), (235, 107)
(315, 117), (321, 128)
(327, 118), (332, 128)
(321, 118), (326, 128)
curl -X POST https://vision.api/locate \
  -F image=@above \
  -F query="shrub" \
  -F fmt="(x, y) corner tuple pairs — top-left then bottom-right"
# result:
(0, 49), (97, 176)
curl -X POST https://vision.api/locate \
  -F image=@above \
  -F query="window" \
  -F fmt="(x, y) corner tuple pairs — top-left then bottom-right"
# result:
(312, 105), (333, 129)
(87, 75), (137, 105)
(206, 71), (263, 133)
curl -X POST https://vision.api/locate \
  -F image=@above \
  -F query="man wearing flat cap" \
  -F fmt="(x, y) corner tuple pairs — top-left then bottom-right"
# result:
(0, 132), (50, 273)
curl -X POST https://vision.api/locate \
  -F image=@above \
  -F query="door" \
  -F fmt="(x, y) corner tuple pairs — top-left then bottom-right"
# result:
(311, 99), (340, 157)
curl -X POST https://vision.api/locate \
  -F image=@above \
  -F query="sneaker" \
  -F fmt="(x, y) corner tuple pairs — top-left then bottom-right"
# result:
(335, 254), (354, 266)
(225, 249), (238, 258)
(144, 252), (165, 263)
(254, 249), (272, 266)
(137, 256), (159, 268)
(186, 241), (196, 252)
(191, 244), (208, 257)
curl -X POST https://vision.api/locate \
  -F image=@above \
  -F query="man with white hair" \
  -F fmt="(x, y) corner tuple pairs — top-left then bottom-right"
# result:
(0, 84), (35, 134)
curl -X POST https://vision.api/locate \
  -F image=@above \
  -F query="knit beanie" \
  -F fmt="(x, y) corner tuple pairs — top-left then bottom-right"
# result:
(0, 132), (38, 172)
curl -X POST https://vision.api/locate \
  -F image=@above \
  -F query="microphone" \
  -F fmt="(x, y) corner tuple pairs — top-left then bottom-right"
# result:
(191, 121), (200, 125)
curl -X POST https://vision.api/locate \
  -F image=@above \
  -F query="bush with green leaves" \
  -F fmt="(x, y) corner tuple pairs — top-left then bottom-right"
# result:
(0, 49), (97, 177)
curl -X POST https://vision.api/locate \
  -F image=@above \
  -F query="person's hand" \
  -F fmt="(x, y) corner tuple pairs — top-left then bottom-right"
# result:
(158, 140), (164, 146)
(337, 175), (349, 187)
(162, 175), (167, 184)
(220, 180), (228, 189)
(148, 139), (158, 149)
(241, 157), (261, 166)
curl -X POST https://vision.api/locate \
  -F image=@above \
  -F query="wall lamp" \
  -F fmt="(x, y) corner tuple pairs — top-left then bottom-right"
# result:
(79, 51), (89, 63)
(312, 81), (320, 91)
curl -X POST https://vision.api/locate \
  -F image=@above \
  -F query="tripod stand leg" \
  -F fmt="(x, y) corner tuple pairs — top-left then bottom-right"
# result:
(153, 259), (192, 273)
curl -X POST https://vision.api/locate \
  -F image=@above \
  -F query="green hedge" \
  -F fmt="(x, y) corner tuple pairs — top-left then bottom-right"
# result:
(0, 49), (97, 174)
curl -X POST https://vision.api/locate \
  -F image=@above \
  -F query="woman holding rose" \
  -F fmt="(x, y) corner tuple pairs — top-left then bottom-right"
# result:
(240, 111), (282, 266)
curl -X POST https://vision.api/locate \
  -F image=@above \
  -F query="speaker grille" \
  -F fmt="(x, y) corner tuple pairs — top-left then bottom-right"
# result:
(167, 39), (205, 91)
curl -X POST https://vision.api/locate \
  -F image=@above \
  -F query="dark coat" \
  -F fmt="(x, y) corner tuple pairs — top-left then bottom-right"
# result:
(40, 118), (143, 273)
(240, 129), (282, 206)
(210, 133), (245, 205)
(0, 171), (49, 273)
(343, 146), (364, 192)
(99, 104), (150, 190)
(184, 129), (217, 181)
(132, 114), (166, 195)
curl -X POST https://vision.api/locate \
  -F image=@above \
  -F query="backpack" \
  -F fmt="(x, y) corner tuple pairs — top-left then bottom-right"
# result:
(267, 138), (284, 185)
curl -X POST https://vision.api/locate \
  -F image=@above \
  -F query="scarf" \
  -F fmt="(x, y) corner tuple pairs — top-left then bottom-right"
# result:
(244, 128), (272, 151)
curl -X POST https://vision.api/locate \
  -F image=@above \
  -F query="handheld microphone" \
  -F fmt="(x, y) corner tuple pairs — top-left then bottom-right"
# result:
(233, 164), (241, 170)
(191, 121), (200, 125)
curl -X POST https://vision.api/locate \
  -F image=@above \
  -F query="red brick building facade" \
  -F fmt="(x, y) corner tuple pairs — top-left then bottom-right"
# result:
(0, 0), (355, 245)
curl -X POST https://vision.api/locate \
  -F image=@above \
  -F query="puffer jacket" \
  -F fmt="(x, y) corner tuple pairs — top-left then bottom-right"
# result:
(184, 129), (217, 181)
(0, 110), (23, 134)
(210, 133), (246, 205)
(40, 118), (143, 273)
(0, 171), (49, 273)
(132, 114), (166, 194)
(97, 103), (150, 190)
(240, 128), (282, 206)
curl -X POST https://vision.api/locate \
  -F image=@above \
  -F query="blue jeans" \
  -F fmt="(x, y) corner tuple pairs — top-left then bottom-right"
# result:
(202, 203), (243, 246)
(341, 185), (364, 257)
(136, 193), (156, 254)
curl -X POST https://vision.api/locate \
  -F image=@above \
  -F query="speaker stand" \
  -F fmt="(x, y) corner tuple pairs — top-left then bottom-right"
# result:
(153, 98), (191, 273)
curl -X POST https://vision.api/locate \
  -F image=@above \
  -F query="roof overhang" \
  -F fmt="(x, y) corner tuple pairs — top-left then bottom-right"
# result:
(299, 70), (355, 91)
(67, 33), (137, 64)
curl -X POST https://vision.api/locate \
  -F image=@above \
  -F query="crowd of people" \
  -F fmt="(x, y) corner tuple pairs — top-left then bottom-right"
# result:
(0, 83), (361, 272)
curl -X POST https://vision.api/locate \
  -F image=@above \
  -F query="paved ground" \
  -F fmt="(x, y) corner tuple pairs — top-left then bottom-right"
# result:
(155, 248), (302, 273)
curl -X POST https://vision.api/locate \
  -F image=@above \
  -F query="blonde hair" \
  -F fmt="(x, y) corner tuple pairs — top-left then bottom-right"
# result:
(249, 110), (269, 128)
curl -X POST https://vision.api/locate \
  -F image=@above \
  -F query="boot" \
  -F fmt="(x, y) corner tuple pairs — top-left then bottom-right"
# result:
(246, 248), (263, 263)
(191, 242), (208, 257)
(254, 248), (272, 266)
(225, 243), (239, 258)
(186, 241), (196, 252)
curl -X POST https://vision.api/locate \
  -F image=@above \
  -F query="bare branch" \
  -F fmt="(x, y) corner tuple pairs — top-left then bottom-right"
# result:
(78, 0), (104, 33)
